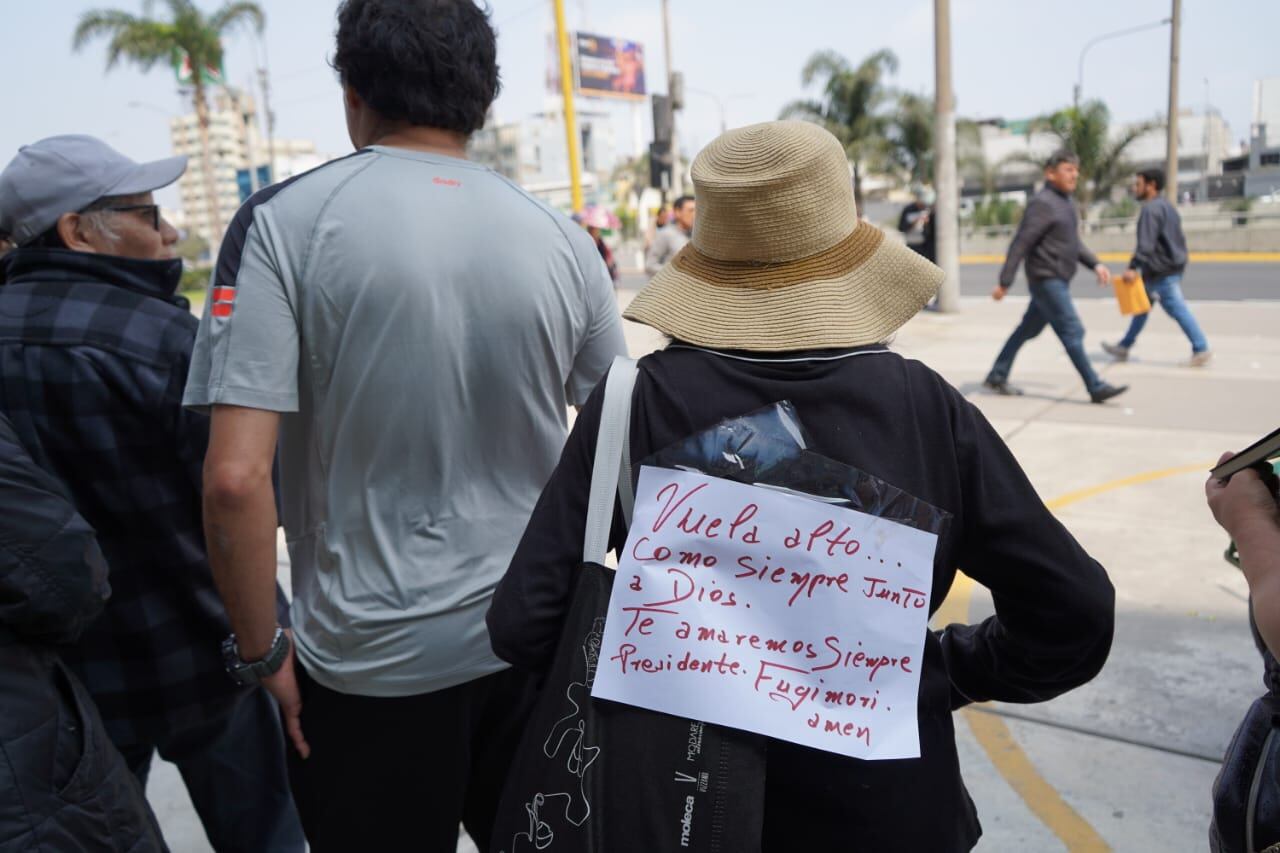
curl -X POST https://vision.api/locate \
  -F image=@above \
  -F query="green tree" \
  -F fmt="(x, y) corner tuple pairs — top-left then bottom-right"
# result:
(74, 1), (266, 242)
(884, 91), (933, 184)
(610, 151), (691, 201)
(883, 92), (987, 191)
(1006, 100), (1157, 212)
(780, 49), (898, 208)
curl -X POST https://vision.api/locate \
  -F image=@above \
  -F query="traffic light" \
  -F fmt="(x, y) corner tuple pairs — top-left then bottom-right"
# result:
(652, 93), (673, 144)
(649, 140), (672, 191)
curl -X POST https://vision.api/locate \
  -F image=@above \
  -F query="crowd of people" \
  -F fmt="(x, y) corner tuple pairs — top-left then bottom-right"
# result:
(0, 0), (1267, 851)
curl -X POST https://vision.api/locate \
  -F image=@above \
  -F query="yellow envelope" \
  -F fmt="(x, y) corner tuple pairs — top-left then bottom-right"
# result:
(1113, 275), (1151, 316)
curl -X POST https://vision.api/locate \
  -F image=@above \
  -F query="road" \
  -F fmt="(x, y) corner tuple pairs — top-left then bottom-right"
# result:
(620, 261), (1279, 301)
(959, 262), (1279, 301)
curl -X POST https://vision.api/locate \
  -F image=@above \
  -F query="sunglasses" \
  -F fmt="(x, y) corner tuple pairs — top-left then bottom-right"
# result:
(101, 203), (162, 231)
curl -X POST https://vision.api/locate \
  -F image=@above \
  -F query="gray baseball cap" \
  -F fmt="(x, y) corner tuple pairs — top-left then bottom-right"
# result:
(0, 135), (187, 246)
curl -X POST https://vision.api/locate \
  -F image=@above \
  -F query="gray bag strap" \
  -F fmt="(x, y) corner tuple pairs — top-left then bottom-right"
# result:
(583, 356), (638, 565)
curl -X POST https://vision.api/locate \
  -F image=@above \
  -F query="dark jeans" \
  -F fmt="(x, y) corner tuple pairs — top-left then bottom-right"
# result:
(1118, 274), (1209, 353)
(119, 687), (305, 853)
(288, 664), (537, 853)
(987, 278), (1102, 393)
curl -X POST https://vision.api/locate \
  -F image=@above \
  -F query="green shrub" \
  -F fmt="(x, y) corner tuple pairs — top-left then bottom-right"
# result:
(181, 266), (210, 294)
(1101, 197), (1139, 220)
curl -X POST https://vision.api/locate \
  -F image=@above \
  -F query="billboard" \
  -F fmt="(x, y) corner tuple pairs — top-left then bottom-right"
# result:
(575, 32), (646, 100)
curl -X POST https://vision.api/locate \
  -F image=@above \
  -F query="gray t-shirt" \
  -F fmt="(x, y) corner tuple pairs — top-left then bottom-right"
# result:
(184, 146), (626, 697)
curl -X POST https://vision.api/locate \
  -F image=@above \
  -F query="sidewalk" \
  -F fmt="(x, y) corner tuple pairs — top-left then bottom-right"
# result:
(885, 295), (1273, 851)
(149, 291), (1277, 851)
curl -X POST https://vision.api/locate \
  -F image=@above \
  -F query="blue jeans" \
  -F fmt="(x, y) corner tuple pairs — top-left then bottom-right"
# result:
(119, 688), (305, 852)
(1118, 274), (1209, 353)
(987, 278), (1103, 393)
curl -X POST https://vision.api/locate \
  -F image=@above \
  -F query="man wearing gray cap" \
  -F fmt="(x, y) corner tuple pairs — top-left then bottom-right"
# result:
(0, 135), (304, 852)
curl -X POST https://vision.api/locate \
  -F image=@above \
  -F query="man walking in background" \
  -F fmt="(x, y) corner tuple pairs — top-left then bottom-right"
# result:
(645, 193), (695, 276)
(984, 150), (1128, 404)
(1102, 168), (1211, 366)
(898, 185), (935, 263)
(184, 1), (625, 850)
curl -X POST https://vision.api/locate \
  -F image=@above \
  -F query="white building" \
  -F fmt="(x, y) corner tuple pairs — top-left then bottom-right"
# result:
(468, 107), (618, 210)
(170, 88), (327, 246)
(1255, 78), (1280, 148)
(967, 110), (1232, 203)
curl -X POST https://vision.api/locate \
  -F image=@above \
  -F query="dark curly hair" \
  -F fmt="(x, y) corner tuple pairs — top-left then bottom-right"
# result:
(333, 0), (501, 136)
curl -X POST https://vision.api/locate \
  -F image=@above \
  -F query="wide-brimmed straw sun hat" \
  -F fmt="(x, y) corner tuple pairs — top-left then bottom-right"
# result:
(624, 120), (944, 351)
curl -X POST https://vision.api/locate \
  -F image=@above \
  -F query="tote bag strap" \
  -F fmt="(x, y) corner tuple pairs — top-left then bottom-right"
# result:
(583, 355), (638, 566)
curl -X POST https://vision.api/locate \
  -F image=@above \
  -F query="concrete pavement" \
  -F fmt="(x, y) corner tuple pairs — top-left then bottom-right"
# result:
(149, 287), (1277, 851)
(885, 295), (1273, 851)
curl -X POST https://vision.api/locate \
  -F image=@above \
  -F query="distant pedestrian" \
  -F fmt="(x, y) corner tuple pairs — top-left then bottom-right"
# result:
(898, 185), (935, 263)
(1102, 168), (1210, 366)
(644, 194), (695, 277)
(184, 1), (625, 850)
(643, 204), (670, 251)
(984, 150), (1128, 404)
(588, 224), (620, 284)
(0, 135), (304, 852)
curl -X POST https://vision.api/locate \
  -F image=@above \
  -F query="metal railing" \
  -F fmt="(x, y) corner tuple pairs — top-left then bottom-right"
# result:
(961, 207), (1280, 240)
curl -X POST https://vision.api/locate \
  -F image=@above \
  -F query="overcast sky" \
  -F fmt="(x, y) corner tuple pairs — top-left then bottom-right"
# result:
(4, 0), (1277, 206)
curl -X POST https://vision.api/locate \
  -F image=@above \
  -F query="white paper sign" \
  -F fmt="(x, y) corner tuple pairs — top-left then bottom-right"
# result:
(591, 466), (938, 760)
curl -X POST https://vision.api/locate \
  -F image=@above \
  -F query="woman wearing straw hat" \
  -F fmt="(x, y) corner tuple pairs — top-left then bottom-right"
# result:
(489, 121), (1115, 850)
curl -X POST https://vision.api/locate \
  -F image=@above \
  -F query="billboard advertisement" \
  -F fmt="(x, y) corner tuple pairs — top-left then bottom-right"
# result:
(575, 32), (646, 100)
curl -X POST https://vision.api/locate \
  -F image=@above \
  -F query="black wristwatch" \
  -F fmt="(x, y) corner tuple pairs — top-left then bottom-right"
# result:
(222, 626), (291, 686)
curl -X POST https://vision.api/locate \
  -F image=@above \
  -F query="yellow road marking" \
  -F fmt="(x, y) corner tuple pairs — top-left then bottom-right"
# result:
(938, 461), (1212, 850)
(961, 252), (1280, 264)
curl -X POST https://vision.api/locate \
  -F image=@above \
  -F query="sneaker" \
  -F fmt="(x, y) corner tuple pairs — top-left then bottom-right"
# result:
(1089, 382), (1129, 404)
(983, 379), (1024, 396)
(1101, 341), (1130, 361)
(1189, 351), (1212, 367)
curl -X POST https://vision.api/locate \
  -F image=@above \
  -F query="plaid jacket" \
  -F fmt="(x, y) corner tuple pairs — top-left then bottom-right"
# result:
(0, 248), (265, 746)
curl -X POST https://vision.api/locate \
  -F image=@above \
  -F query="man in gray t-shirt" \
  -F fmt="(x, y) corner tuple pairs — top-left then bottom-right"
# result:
(183, 1), (625, 848)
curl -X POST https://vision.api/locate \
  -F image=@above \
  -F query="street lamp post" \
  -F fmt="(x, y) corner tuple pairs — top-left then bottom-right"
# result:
(933, 0), (960, 314)
(1166, 0), (1182, 203)
(685, 88), (754, 135)
(1074, 18), (1171, 110)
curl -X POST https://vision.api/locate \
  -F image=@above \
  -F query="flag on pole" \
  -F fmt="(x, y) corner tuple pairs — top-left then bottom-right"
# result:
(173, 48), (225, 85)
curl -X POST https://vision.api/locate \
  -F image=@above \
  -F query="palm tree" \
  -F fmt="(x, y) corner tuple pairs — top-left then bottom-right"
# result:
(884, 91), (933, 185)
(1006, 100), (1159, 213)
(74, 1), (266, 244)
(884, 92), (986, 190)
(780, 49), (898, 209)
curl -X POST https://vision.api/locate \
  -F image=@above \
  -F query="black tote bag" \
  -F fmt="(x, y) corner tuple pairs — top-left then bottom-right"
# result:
(491, 357), (766, 853)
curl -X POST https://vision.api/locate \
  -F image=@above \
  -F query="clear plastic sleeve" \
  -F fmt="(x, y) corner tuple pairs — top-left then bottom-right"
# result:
(643, 400), (950, 537)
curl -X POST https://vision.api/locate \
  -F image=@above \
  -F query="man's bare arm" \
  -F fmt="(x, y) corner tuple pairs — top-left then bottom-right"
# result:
(204, 405), (282, 659)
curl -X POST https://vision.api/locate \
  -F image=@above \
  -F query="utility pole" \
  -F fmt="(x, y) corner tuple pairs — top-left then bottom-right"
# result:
(661, 0), (682, 196)
(1165, 0), (1182, 203)
(933, 0), (960, 314)
(553, 0), (584, 212)
(257, 67), (276, 184)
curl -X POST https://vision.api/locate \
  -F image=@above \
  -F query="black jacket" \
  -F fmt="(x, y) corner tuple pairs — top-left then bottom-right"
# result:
(999, 184), (1101, 287)
(489, 345), (1115, 851)
(0, 249), (284, 746)
(1129, 195), (1188, 280)
(0, 413), (166, 852)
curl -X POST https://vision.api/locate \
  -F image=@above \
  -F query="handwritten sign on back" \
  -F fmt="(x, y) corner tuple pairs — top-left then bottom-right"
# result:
(591, 466), (938, 760)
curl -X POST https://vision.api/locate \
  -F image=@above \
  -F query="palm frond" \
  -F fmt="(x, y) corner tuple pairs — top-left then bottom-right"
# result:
(779, 99), (827, 123)
(72, 10), (141, 50)
(209, 1), (265, 34)
(799, 50), (850, 88)
(106, 23), (175, 70)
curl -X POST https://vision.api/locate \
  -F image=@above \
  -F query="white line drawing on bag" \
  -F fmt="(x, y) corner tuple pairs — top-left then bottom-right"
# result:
(503, 617), (607, 852)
